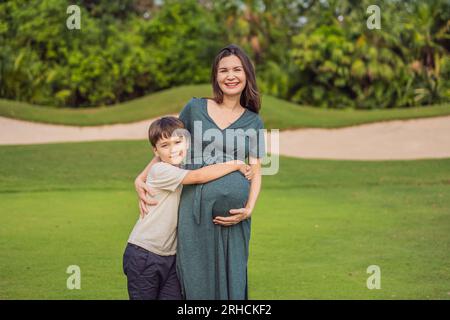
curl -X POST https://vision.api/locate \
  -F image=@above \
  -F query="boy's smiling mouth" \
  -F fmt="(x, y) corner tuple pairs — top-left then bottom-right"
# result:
(170, 150), (183, 158)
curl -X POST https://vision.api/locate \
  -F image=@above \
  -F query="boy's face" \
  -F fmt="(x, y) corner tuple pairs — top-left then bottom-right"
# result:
(153, 134), (188, 165)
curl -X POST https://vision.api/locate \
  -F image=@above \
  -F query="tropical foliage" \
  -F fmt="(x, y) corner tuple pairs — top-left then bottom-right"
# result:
(0, 0), (449, 109)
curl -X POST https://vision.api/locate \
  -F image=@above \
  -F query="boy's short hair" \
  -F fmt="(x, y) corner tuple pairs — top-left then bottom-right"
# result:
(148, 116), (185, 148)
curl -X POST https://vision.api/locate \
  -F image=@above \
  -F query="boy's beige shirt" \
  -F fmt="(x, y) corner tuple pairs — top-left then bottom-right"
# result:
(128, 162), (188, 256)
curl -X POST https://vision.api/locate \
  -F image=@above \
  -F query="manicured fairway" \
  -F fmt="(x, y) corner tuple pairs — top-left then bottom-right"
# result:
(1, 84), (450, 130)
(0, 140), (449, 299)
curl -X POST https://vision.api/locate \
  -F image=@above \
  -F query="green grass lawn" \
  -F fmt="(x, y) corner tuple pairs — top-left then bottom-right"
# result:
(0, 140), (449, 299)
(1, 84), (450, 130)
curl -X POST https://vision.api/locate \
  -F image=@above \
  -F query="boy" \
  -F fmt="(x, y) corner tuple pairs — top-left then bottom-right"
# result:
(123, 116), (249, 300)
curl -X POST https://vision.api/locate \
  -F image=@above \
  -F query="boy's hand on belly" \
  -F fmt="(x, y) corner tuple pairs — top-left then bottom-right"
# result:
(239, 164), (253, 180)
(213, 207), (252, 226)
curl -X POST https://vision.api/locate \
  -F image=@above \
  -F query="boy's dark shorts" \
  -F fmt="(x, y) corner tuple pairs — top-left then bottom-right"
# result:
(123, 243), (182, 300)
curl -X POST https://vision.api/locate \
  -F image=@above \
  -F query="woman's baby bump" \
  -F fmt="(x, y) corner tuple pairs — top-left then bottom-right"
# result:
(201, 171), (250, 218)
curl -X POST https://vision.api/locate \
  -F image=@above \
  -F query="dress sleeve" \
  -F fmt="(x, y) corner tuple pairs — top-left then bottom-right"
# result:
(178, 98), (194, 131)
(249, 116), (266, 159)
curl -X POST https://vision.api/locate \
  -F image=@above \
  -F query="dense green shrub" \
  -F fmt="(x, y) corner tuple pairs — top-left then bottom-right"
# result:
(287, 0), (450, 109)
(0, 0), (222, 107)
(0, 0), (448, 109)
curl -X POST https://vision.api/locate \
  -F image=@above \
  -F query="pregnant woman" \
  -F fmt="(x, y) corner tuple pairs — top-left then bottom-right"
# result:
(135, 44), (265, 299)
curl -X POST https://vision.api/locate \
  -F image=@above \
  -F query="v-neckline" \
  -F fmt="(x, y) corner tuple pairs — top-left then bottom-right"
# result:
(202, 98), (248, 131)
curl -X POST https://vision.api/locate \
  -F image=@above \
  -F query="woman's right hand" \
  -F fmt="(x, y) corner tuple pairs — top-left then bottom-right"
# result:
(135, 177), (158, 218)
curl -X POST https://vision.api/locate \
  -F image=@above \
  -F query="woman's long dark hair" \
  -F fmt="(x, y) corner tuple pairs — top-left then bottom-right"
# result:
(210, 44), (261, 114)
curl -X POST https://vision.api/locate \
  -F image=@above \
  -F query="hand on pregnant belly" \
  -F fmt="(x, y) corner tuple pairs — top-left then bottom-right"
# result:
(213, 207), (252, 226)
(201, 171), (252, 226)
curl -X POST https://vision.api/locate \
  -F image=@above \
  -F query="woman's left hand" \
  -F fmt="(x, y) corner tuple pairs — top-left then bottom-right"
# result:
(213, 207), (252, 226)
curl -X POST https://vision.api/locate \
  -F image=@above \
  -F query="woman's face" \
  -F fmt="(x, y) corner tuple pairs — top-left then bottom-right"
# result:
(216, 55), (246, 97)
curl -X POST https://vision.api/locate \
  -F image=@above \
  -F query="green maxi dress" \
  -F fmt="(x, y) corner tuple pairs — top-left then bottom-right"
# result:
(176, 97), (265, 300)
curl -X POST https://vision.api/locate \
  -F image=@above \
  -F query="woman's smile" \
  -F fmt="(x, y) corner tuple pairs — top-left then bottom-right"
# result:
(224, 81), (240, 88)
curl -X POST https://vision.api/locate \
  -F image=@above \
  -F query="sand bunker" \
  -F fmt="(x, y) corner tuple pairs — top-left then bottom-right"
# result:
(1, 115), (449, 160)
